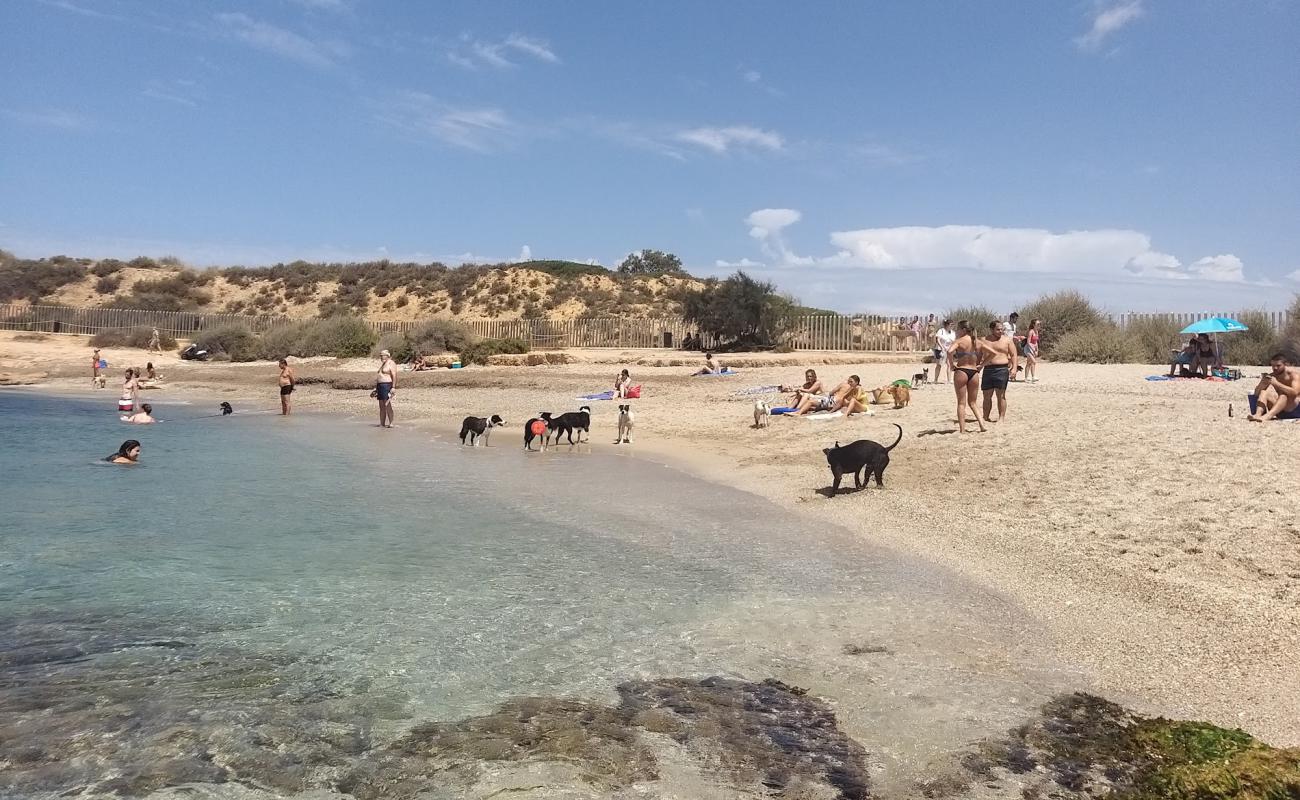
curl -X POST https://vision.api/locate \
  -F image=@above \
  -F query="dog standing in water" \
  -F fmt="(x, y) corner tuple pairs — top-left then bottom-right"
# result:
(524, 413), (552, 451)
(616, 404), (635, 443)
(460, 414), (505, 446)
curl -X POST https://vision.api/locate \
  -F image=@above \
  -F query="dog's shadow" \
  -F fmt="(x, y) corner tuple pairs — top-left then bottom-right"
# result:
(814, 485), (878, 498)
(916, 428), (958, 436)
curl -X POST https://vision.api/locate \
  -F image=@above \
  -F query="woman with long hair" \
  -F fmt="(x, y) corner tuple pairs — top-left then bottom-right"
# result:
(948, 320), (985, 433)
(1024, 318), (1041, 383)
(107, 439), (141, 464)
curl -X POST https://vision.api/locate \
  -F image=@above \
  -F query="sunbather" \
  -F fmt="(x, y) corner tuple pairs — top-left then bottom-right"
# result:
(1192, 333), (1220, 376)
(692, 353), (721, 375)
(780, 369), (824, 407)
(1168, 337), (1197, 377)
(1248, 353), (1300, 422)
(829, 375), (869, 415)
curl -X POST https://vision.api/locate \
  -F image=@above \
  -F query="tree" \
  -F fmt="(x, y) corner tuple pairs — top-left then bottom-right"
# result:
(617, 249), (684, 275)
(681, 271), (796, 349)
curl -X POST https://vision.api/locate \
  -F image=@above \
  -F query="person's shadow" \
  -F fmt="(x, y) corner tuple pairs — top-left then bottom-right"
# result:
(916, 428), (958, 436)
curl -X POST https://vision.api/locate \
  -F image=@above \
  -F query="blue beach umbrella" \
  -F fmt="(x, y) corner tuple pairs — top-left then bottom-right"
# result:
(1180, 317), (1249, 335)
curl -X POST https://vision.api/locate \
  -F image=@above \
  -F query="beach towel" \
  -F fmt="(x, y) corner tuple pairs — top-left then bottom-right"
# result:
(801, 410), (843, 421)
(1145, 375), (1227, 382)
(732, 385), (782, 397)
(692, 369), (739, 377)
(769, 406), (796, 415)
(577, 390), (617, 401)
(1247, 394), (1300, 420)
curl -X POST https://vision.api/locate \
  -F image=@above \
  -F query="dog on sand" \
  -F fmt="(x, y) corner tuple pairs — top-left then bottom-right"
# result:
(616, 404), (635, 444)
(549, 406), (592, 445)
(753, 399), (771, 428)
(911, 371), (928, 387)
(823, 424), (903, 496)
(888, 384), (911, 409)
(460, 414), (504, 446)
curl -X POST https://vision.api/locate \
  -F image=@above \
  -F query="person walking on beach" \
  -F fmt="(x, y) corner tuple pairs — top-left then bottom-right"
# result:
(948, 320), (984, 433)
(932, 319), (956, 384)
(375, 349), (397, 428)
(147, 327), (162, 354)
(1023, 318), (1041, 383)
(278, 358), (295, 415)
(978, 320), (1018, 423)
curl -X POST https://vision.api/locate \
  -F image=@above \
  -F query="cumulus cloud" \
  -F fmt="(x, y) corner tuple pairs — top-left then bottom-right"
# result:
(726, 209), (1252, 284)
(448, 33), (559, 69)
(676, 126), (784, 154)
(375, 92), (516, 152)
(1075, 1), (1143, 51)
(215, 12), (346, 68)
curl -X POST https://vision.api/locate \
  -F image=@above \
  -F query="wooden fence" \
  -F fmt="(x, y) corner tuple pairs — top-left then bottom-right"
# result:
(1, 304), (1291, 352)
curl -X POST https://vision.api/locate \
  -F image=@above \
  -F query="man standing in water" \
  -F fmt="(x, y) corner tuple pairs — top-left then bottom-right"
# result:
(91, 348), (103, 388)
(979, 320), (1018, 423)
(278, 358), (295, 415)
(376, 349), (397, 428)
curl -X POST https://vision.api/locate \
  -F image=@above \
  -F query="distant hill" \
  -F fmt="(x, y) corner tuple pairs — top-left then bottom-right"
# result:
(0, 253), (705, 320)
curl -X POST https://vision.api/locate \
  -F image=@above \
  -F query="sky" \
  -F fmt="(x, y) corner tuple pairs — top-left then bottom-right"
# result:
(2, 0), (1297, 313)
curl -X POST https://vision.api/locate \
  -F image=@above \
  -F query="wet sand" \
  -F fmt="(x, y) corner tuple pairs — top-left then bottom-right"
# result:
(4, 330), (1299, 746)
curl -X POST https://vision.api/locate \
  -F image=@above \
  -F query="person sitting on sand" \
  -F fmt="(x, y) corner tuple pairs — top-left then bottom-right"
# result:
(121, 403), (156, 424)
(693, 353), (721, 376)
(1248, 353), (1300, 422)
(828, 375), (870, 415)
(780, 369), (824, 407)
(1192, 333), (1220, 377)
(614, 368), (632, 398)
(1168, 337), (1198, 377)
(793, 375), (858, 416)
(107, 439), (141, 464)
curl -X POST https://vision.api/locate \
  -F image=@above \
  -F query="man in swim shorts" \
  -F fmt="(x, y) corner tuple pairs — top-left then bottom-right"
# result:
(978, 320), (1018, 423)
(376, 349), (397, 428)
(1249, 353), (1300, 422)
(278, 358), (295, 416)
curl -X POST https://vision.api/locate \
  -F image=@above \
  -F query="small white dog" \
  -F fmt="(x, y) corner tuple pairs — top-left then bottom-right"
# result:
(616, 404), (635, 444)
(753, 399), (771, 428)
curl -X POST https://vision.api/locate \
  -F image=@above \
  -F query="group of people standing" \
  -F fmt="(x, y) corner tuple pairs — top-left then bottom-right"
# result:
(927, 313), (1041, 434)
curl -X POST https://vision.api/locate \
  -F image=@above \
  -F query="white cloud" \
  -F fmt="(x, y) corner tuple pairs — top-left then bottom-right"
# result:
(1286, 270), (1300, 284)
(215, 12), (346, 68)
(36, 0), (125, 21)
(715, 257), (763, 268)
(1, 108), (91, 130)
(742, 70), (761, 83)
(514, 245), (533, 262)
(287, 0), (351, 12)
(142, 79), (200, 108)
(726, 210), (1253, 285)
(1075, 1), (1143, 52)
(675, 126), (784, 154)
(447, 33), (559, 70)
(375, 92), (516, 152)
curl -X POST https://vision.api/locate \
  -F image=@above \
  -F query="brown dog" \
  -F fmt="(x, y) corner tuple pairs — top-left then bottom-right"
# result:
(888, 384), (911, 409)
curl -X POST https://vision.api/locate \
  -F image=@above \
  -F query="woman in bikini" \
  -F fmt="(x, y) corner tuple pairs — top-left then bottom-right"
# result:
(1023, 319), (1041, 383)
(948, 320), (985, 433)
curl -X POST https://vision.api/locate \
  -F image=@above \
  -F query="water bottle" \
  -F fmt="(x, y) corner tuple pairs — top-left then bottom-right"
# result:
(1228, 403), (1233, 418)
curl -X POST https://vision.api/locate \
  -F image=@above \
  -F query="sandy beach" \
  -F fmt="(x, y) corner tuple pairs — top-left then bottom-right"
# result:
(4, 330), (1299, 746)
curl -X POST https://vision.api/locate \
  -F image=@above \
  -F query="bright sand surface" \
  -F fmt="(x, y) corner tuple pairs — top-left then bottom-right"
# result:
(4, 331), (1299, 745)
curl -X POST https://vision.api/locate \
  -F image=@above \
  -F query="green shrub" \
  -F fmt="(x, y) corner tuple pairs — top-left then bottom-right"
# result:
(0, 258), (88, 303)
(408, 318), (474, 355)
(89, 326), (178, 350)
(194, 323), (261, 361)
(90, 259), (126, 277)
(1125, 316), (1185, 364)
(94, 275), (121, 294)
(1017, 290), (1106, 356)
(1222, 310), (1277, 367)
(109, 270), (213, 311)
(1051, 324), (1140, 364)
(1277, 295), (1300, 363)
(459, 337), (529, 366)
(374, 331), (413, 363)
(258, 316), (377, 360)
(943, 305), (1001, 332)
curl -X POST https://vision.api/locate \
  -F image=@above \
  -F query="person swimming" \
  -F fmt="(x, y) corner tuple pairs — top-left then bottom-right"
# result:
(120, 403), (156, 424)
(107, 439), (141, 464)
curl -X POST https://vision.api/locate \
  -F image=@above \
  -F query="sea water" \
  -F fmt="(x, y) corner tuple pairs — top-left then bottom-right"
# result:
(0, 391), (1077, 798)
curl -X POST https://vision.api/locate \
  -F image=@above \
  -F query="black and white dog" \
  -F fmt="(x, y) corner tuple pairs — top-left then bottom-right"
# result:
(616, 404), (635, 444)
(548, 405), (591, 445)
(524, 413), (553, 451)
(460, 414), (504, 446)
(219, 402), (234, 416)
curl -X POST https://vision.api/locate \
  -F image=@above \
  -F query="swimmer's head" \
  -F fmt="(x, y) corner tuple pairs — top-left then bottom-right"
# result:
(140, 404), (152, 414)
(116, 439), (141, 461)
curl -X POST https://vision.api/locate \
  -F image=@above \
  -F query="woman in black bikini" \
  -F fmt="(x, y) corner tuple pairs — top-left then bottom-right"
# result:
(948, 320), (985, 434)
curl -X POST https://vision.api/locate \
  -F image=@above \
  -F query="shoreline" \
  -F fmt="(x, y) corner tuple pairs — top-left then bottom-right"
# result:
(3, 331), (1299, 745)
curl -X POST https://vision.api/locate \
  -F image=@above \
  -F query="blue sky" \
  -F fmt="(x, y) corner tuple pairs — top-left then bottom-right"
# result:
(2, 0), (1297, 312)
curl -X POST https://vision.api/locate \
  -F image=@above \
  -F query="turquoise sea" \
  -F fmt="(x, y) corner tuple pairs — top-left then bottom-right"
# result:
(0, 390), (1075, 799)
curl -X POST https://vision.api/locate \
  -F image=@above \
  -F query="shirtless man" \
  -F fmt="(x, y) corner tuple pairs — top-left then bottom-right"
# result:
(121, 403), (156, 424)
(92, 348), (103, 388)
(376, 349), (397, 428)
(978, 320), (1018, 422)
(278, 358), (295, 416)
(1248, 353), (1300, 422)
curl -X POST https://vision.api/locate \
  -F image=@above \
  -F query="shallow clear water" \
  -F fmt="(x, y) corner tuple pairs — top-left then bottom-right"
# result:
(0, 390), (1078, 798)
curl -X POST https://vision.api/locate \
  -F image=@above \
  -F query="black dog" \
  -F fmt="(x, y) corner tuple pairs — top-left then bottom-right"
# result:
(548, 405), (591, 445)
(523, 413), (553, 451)
(460, 414), (504, 446)
(823, 424), (903, 496)
(220, 402), (233, 416)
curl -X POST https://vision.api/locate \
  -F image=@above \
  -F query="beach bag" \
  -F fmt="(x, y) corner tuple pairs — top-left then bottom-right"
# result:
(626, 384), (642, 399)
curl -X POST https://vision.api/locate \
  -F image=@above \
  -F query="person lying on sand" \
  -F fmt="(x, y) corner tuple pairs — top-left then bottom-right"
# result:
(692, 353), (721, 376)
(780, 369), (824, 407)
(121, 403), (156, 424)
(1249, 353), (1300, 422)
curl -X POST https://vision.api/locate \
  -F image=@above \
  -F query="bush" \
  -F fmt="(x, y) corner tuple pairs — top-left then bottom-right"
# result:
(459, 337), (529, 366)
(1222, 310), (1278, 367)
(1017, 290), (1106, 356)
(194, 323), (261, 361)
(95, 275), (121, 294)
(1051, 324), (1140, 364)
(682, 271), (796, 349)
(374, 331), (412, 362)
(943, 305), (1001, 332)
(371, 319), (476, 363)
(0, 258), (88, 303)
(1277, 295), (1300, 363)
(1125, 316), (1184, 364)
(258, 316), (377, 360)
(90, 326), (178, 351)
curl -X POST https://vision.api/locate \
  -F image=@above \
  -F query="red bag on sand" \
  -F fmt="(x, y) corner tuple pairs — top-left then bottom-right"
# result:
(626, 385), (642, 399)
